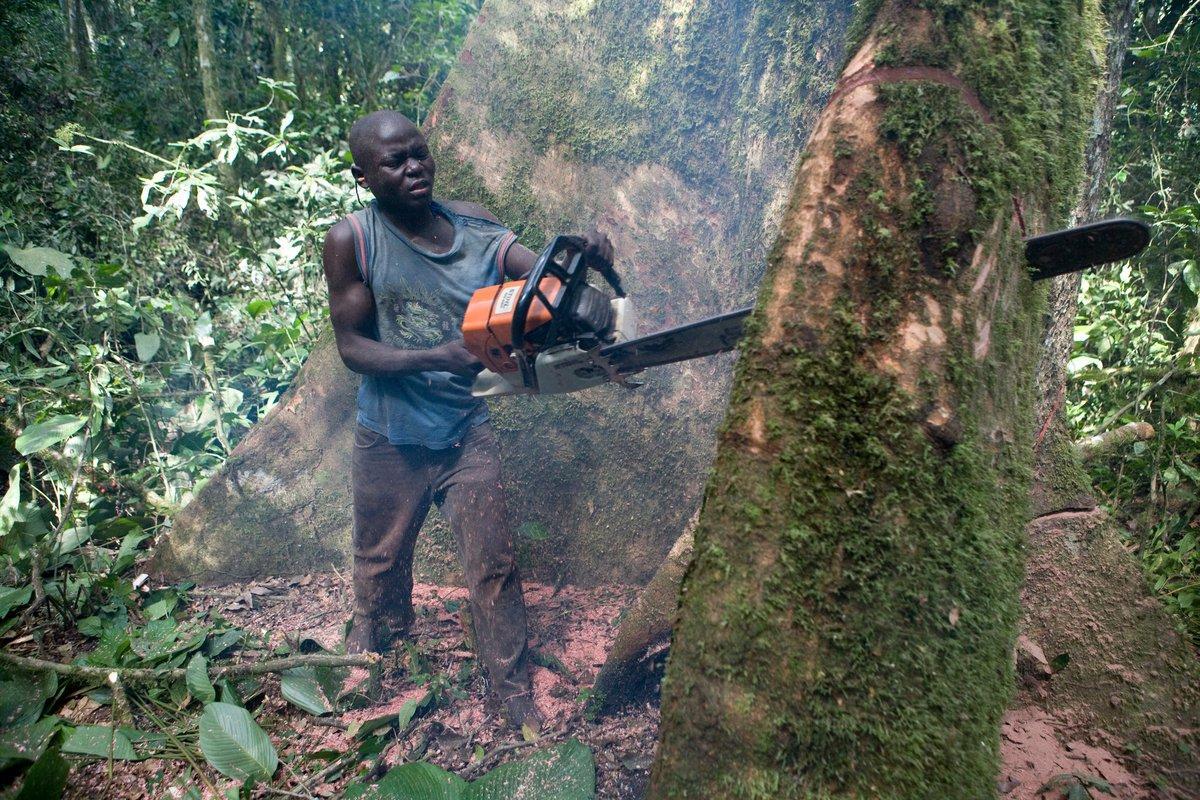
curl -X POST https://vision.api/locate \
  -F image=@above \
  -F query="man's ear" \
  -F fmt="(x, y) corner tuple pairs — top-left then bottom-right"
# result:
(350, 164), (367, 187)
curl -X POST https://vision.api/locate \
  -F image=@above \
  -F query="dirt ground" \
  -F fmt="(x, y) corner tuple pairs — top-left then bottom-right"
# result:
(55, 570), (1170, 799)
(61, 573), (659, 799)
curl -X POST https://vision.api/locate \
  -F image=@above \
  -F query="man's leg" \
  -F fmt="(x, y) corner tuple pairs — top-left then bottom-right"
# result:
(432, 423), (535, 725)
(349, 423), (431, 653)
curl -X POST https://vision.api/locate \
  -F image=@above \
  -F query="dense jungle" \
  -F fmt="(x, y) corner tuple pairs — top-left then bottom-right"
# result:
(0, 0), (1197, 798)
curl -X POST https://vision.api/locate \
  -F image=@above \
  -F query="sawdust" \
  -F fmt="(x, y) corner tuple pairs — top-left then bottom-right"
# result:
(997, 706), (1152, 799)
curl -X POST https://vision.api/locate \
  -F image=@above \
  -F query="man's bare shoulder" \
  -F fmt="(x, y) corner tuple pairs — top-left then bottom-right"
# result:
(326, 216), (356, 243)
(443, 200), (502, 225)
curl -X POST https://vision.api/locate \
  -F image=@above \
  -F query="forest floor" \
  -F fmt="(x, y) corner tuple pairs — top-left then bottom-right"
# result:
(59, 573), (659, 799)
(54, 571), (1159, 800)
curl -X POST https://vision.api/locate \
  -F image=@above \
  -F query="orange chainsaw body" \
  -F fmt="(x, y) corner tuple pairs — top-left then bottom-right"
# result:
(461, 276), (563, 374)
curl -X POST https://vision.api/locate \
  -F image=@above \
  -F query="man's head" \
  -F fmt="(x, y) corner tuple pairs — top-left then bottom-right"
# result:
(348, 111), (435, 213)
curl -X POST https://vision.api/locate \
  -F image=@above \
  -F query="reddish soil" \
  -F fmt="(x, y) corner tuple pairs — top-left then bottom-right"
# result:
(998, 706), (1152, 799)
(62, 573), (658, 799)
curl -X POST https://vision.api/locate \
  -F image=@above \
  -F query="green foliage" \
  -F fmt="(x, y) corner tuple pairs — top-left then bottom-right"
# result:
(278, 666), (333, 716)
(343, 740), (596, 800)
(1069, 0), (1200, 643)
(0, 1), (480, 793)
(61, 725), (140, 761)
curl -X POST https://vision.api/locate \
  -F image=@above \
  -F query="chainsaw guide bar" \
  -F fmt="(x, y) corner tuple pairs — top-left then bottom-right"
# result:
(461, 218), (1150, 397)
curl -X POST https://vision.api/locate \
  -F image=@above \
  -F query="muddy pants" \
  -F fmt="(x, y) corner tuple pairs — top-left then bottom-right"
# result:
(350, 421), (531, 702)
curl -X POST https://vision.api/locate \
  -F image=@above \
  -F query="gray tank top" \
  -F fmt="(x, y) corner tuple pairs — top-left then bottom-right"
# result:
(345, 200), (517, 448)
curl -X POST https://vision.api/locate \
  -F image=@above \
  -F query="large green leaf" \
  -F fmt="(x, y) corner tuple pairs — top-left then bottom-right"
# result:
(198, 702), (278, 781)
(0, 465), (20, 536)
(2, 244), (74, 278)
(13, 745), (69, 800)
(0, 585), (33, 619)
(62, 725), (139, 760)
(466, 740), (595, 800)
(345, 761), (466, 800)
(279, 667), (332, 716)
(50, 525), (92, 558)
(0, 671), (54, 728)
(14, 416), (87, 456)
(343, 741), (596, 800)
(133, 332), (161, 362)
(186, 655), (216, 704)
(0, 716), (60, 767)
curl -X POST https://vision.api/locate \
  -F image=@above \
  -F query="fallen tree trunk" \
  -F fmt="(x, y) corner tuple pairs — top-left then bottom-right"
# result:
(151, 0), (854, 587)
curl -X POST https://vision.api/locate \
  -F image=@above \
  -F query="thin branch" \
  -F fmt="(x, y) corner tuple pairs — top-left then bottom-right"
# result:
(0, 650), (379, 683)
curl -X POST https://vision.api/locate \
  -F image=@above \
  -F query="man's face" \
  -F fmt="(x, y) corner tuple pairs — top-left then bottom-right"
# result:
(354, 121), (436, 212)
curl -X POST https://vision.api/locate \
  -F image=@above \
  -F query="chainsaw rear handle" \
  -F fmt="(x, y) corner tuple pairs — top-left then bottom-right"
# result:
(511, 234), (626, 352)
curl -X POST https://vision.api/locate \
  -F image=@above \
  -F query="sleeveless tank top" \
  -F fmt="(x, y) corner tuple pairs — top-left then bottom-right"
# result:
(345, 200), (518, 448)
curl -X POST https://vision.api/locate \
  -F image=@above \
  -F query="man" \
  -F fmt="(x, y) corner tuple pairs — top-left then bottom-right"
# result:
(321, 110), (612, 731)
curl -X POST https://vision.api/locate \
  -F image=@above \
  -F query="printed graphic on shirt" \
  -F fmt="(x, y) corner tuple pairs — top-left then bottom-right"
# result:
(376, 280), (463, 349)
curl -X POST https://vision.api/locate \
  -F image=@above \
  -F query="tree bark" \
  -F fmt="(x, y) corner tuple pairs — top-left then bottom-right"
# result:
(650, 0), (1106, 794)
(192, 0), (224, 123)
(151, 0), (855, 587)
(260, 0), (291, 108)
(62, 0), (91, 75)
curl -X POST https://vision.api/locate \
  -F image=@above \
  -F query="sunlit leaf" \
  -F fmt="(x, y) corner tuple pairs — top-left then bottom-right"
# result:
(198, 702), (277, 781)
(187, 655), (216, 704)
(15, 416), (87, 455)
(245, 299), (274, 318)
(279, 668), (332, 716)
(62, 725), (139, 760)
(2, 244), (74, 278)
(194, 313), (214, 348)
(134, 332), (161, 362)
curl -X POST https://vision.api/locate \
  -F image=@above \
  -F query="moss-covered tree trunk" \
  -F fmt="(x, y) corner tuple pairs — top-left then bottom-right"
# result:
(649, 0), (1104, 794)
(152, 0), (855, 586)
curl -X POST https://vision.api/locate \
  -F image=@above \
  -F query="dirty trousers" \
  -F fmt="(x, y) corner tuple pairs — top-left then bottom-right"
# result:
(351, 421), (531, 702)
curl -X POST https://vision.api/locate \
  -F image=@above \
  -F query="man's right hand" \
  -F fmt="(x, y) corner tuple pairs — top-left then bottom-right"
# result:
(428, 341), (484, 376)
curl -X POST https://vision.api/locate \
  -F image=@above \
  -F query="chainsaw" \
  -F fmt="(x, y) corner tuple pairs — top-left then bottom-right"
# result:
(460, 219), (1150, 397)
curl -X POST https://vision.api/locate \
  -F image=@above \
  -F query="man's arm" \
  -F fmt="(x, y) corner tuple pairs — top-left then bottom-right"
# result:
(444, 200), (612, 280)
(322, 220), (481, 376)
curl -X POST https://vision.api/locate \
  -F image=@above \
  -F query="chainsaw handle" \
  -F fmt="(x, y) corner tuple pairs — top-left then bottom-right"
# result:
(511, 235), (587, 352)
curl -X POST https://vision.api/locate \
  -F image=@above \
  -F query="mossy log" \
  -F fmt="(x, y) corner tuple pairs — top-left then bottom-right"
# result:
(1076, 420), (1155, 462)
(650, 0), (1106, 793)
(151, 0), (854, 586)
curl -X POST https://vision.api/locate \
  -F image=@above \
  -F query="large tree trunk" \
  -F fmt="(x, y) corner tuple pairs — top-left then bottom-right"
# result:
(649, 0), (1105, 794)
(151, 0), (855, 586)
